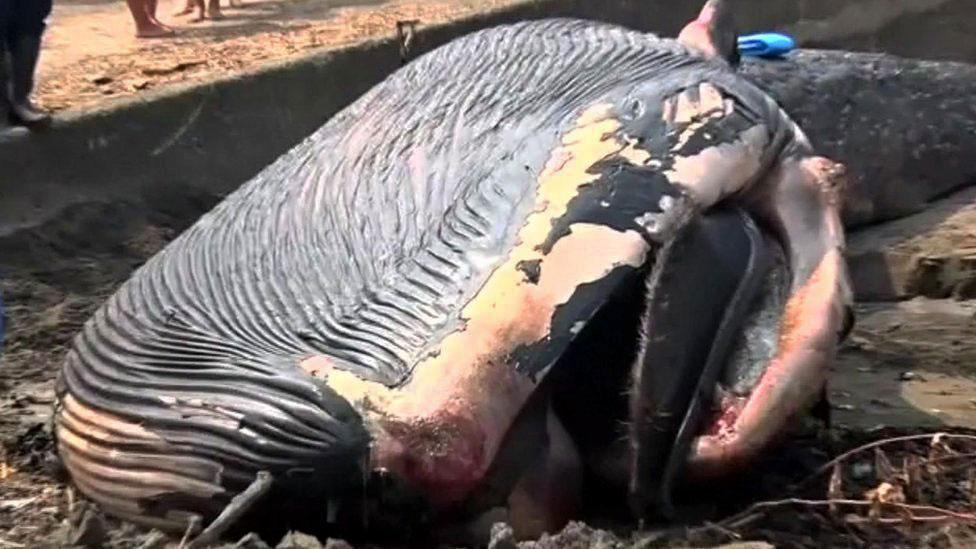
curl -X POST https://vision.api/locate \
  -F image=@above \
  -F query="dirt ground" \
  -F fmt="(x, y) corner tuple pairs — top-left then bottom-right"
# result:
(36, 0), (517, 113)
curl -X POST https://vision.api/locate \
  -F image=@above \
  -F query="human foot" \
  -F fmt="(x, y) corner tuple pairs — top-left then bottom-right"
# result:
(136, 23), (176, 38)
(8, 100), (51, 129)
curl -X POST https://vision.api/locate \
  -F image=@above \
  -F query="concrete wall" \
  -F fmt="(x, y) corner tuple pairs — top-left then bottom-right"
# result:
(1, 0), (973, 237)
(774, 0), (976, 63)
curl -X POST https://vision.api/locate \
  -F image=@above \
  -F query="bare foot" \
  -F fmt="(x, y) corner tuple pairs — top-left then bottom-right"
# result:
(149, 18), (176, 33)
(229, 0), (243, 7)
(174, 6), (194, 15)
(136, 23), (176, 38)
(206, 6), (224, 19)
(147, 13), (174, 28)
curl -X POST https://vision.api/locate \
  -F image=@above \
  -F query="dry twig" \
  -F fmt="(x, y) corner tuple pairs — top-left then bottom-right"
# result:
(714, 498), (976, 531)
(828, 463), (844, 515)
(187, 470), (273, 548)
(177, 516), (200, 549)
(699, 521), (742, 541)
(802, 433), (976, 485)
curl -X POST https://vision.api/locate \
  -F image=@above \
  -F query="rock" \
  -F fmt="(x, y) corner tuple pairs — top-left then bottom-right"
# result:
(67, 503), (108, 548)
(89, 74), (112, 85)
(954, 277), (976, 300)
(528, 521), (627, 549)
(323, 539), (354, 549)
(851, 462), (873, 479)
(135, 530), (169, 549)
(234, 532), (272, 549)
(487, 522), (517, 549)
(140, 60), (206, 77)
(743, 51), (976, 228)
(0, 497), (37, 511)
(845, 186), (976, 301)
(276, 531), (323, 549)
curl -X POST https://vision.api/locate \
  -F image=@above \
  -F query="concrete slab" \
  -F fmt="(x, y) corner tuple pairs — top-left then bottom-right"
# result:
(847, 187), (976, 301)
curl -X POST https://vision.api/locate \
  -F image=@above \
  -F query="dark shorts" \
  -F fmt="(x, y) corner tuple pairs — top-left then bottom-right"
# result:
(0, 0), (53, 38)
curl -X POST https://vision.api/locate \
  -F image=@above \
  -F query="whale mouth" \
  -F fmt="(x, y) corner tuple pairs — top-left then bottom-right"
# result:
(629, 156), (852, 521)
(686, 237), (850, 479)
(627, 204), (781, 519)
(684, 155), (853, 484)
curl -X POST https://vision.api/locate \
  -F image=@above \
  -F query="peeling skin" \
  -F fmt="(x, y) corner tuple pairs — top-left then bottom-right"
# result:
(301, 354), (334, 378)
(305, 104), (652, 506)
(664, 124), (768, 208)
(573, 103), (616, 126)
(632, 193), (683, 239)
(663, 82), (727, 150)
(335, 222), (647, 504)
(656, 81), (769, 208)
(157, 396), (244, 431)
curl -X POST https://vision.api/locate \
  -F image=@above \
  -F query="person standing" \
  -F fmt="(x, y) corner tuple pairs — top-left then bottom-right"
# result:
(125, 0), (175, 38)
(0, 0), (52, 129)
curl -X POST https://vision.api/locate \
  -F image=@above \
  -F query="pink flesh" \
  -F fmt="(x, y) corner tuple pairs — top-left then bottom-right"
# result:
(371, 412), (491, 506)
(697, 3), (715, 24)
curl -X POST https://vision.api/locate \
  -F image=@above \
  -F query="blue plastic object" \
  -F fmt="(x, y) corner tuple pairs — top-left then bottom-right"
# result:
(737, 32), (796, 58)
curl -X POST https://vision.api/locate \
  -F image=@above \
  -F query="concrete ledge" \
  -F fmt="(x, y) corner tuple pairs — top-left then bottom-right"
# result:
(0, 0), (704, 238)
(847, 186), (976, 301)
(1, 0), (974, 238)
